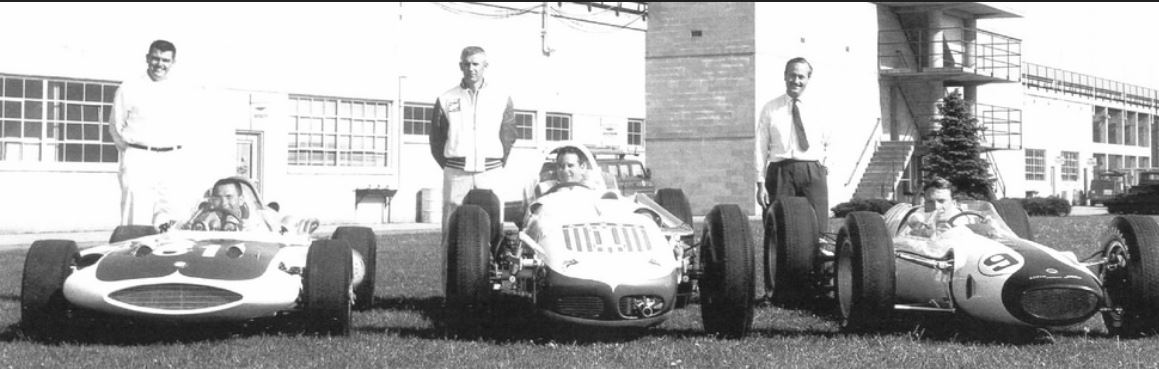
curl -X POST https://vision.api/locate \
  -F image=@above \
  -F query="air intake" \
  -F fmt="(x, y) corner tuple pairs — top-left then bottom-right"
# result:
(110, 284), (242, 311)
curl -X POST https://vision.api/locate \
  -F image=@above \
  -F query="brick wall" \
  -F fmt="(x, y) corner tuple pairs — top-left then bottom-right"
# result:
(646, 2), (757, 215)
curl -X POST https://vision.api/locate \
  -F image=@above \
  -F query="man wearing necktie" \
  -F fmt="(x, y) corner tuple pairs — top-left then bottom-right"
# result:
(756, 57), (831, 292)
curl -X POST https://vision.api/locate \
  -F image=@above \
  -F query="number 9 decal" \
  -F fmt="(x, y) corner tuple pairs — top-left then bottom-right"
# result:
(978, 252), (1023, 276)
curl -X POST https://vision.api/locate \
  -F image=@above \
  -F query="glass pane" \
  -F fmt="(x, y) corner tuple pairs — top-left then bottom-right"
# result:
(325, 135), (336, 149)
(352, 136), (364, 150)
(324, 118), (336, 132)
(102, 144), (118, 162)
(339, 101), (351, 117)
(3, 101), (19, 119)
(48, 81), (64, 100)
(3, 121), (19, 137)
(5, 78), (23, 98)
(339, 118), (351, 134)
(103, 85), (118, 103)
(353, 102), (364, 118)
(363, 121), (375, 135)
(310, 134), (322, 148)
(83, 105), (99, 122)
(339, 152), (351, 165)
(338, 136), (350, 150)
(325, 151), (336, 165)
(287, 133), (297, 148)
(25, 79), (42, 99)
(352, 152), (364, 166)
(310, 151), (323, 166)
(66, 104), (82, 121)
(376, 104), (387, 119)
(287, 150), (298, 165)
(21, 101), (41, 121)
(102, 125), (114, 142)
(83, 144), (100, 162)
(297, 98), (310, 115)
(83, 124), (99, 140)
(24, 121), (41, 138)
(46, 123), (55, 138)
(374, 121), (386, 135)
(85, 84), (102, 102)
(47, 102), (60, 120)
(103, 106), (112, 122)
(66, 82), (83, 101)
(66, 123), (82, 140)
(325, 100), (337, 116)
(311, 100), (324, 116)
(64, 143), (82, 161)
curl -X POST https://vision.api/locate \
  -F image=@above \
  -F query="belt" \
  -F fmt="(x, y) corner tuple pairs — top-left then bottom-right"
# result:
(445, 157), (503, 171)
(127, 143), (182, 152)
(769, 159), (817, 166)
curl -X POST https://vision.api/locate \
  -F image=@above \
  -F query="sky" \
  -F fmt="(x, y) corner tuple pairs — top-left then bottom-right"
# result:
(982, 2), (1159, 90)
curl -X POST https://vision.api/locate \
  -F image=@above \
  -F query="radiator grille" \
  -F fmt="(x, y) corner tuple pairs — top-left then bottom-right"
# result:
(555, 296), (604, 318)
(1021, 288), (1099, 322)
(110, 284), (242, 311)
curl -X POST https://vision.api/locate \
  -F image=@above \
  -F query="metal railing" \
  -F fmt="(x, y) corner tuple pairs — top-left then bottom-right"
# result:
(879, 27), (1022, 82)
(846, 118), (883, 187)
(909, 101), (1021, 151)
(1023, 62), (1159, 109)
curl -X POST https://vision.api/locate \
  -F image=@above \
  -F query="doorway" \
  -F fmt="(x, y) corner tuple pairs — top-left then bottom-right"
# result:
(236, 131), (263, 193)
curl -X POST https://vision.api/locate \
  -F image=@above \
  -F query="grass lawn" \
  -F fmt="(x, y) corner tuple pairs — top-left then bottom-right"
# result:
(2, 215), (1159, 368)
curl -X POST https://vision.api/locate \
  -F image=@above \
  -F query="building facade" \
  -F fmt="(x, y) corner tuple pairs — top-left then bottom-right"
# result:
(0, 3), (646, 233)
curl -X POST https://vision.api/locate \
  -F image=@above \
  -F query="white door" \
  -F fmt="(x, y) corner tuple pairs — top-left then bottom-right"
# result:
(236, 131), (262, 193)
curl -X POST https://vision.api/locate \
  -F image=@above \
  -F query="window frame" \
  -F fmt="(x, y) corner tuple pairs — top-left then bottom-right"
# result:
(0, 73), (120, 172)
(545, 112), (572, 142)
(286, 94), (392, 172)
(1025, 148), (1045, 181)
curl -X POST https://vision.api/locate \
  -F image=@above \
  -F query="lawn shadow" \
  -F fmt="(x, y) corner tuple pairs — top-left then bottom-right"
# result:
(0, 312), (346, 346)
(364, 294), (696, 344)
(0, 294), (18, 303)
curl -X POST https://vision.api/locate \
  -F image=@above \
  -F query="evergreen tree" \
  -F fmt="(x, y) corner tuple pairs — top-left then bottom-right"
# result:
(921, 90), (994, 199)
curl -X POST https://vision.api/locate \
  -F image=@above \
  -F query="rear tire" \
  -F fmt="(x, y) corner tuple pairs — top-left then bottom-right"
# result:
(991, 199), (1034, 241)
(770, 197), (818, 305)
(109, 225), (158, 243)
(1101, 215), (1159, 337)
(463, 189), (502, 247)
(444, 205), (492, 311)
(304, 239), (353, 336)
(835, 212), (895, 330)
(699, 204), (755, 338)
(332, 226), (377, 311)
(21, 240), (78, 338)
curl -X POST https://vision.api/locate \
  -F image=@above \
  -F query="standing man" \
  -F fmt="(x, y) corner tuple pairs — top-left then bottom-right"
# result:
(757, 57), (832, 237)
(108, 40), (195, 227)
(429, 46), (517, 223)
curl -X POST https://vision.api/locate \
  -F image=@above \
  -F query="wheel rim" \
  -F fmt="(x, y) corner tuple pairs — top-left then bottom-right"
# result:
(836, 236), (854, 320)
(1103, 239), (1131, 308)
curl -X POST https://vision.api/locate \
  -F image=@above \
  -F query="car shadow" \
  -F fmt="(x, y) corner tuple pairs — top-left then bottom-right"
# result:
(0, 311), (352, 345)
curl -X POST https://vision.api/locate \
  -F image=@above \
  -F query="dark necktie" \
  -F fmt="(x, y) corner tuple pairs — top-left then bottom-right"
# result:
(792, 99), (810, 151)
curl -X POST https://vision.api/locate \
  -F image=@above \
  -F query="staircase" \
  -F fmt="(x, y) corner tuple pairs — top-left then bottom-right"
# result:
(853, 141), (915, 199)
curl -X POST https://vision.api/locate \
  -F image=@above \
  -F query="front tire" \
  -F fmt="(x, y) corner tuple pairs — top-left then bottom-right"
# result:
(699, 204), (755, 338)
(1101, 215), (1159, 337)
(835, 212), (895, 330)
(304, 240), (353, 336)
(21, 240), (78, 338)
(444, 205), (492, 311)
(332, 226), (377, 311)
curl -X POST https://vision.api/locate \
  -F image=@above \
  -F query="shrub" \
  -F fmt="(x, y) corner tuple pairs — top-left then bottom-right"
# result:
(831, 198), (899, 218)
(1014, 197), (1071, 217)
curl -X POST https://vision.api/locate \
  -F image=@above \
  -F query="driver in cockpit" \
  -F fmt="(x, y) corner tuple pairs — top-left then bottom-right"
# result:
(535, 146), (604, 197)
(189, 177), (281, 232)
(905, 177), (1004, 239)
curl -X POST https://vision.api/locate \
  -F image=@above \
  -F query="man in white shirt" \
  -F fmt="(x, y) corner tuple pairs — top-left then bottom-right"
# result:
(108, 40), (196, 227)
(756, 57), (831, 231)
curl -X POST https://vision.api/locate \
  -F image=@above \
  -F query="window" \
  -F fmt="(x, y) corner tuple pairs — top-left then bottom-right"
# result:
(627, 118), (643, 146)
(1141, 113), (1152, 148)
(1025, 149), (1045, 181)
(1093, 106), (1106, 143)
(1061, 151), (1078, 181)
(403, 103), (432, 135)
(1109, 154), (1123, 171)
(1108, 108), (1122, 144)
(514, 110), (535, 140)
(1126, 156), (1137, 170)
(545, 113), (571, 141)
(1141, 157), (1151, 169)
(288, 95), (390, 167)
(0, 74), (119, 163)
(1126, 111), (1137, 146)
(1094, 153), (1107, 172)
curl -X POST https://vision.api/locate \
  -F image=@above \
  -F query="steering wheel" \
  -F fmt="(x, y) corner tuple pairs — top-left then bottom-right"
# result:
(946, 211), (987, 227)
(546, 181), (591, 195)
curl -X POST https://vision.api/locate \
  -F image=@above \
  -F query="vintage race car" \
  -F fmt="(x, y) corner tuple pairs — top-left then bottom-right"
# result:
(442, 143), (756, 337)
(20, 178), (377, 337)
(770, 196), (1159, 336)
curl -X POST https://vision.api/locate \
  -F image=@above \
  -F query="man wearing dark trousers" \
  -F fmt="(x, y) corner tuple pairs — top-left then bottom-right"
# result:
(757, 57), (831, 297)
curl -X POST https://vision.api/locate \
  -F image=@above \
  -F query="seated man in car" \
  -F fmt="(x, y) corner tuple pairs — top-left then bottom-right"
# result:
(535, 146), (605, 197)
(896, 178), (1007, 255)
(186, 177), (283, 232)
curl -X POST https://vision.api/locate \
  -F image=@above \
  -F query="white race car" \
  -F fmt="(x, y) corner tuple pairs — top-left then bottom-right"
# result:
(20, 178), (377, 338)
(770, 196), (1159, 336)
(442, 143), (756, 337)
